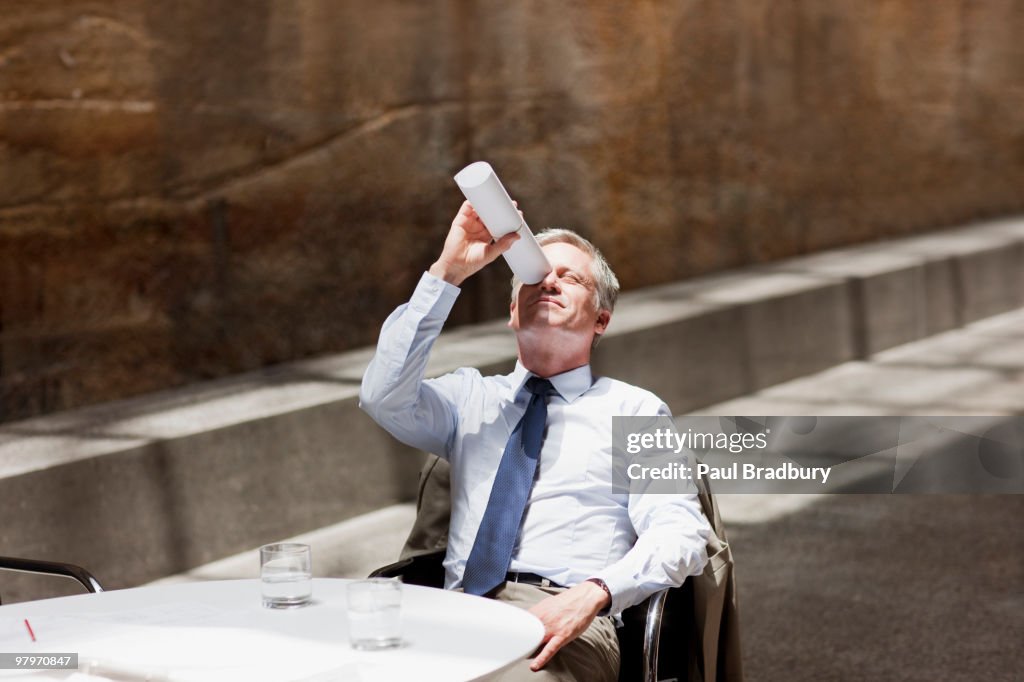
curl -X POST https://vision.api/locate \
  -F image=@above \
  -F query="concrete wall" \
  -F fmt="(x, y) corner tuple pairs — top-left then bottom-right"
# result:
(3, 1), (1024, 422)
(1, 219), (1021, 600)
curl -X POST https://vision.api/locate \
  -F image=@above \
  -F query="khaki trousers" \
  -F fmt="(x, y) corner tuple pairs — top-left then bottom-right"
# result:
(483, 581), (620, 682)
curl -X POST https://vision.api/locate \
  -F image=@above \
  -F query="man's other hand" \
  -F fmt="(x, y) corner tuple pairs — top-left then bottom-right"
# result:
(527, 581), (611, 671)
(429, 201), (520, 286)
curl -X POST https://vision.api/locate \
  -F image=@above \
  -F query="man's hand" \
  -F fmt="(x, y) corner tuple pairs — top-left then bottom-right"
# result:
(429, 201), (520, 286)
(527, 581), (611, 671)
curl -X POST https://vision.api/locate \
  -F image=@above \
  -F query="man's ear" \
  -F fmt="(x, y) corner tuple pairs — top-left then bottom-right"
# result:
(595, 310), (611, 336)
(508, 300), (516, 328)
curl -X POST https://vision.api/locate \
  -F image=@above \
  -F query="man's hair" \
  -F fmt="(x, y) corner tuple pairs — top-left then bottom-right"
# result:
(510, 228), (621, 346)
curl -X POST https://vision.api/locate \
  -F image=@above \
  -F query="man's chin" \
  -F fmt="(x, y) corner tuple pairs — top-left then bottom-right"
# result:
(515, 320), (581, 341)
(517, 312), (561, 329)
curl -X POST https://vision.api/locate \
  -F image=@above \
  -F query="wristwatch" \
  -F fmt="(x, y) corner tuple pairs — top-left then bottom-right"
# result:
(585, 577), (612, 615)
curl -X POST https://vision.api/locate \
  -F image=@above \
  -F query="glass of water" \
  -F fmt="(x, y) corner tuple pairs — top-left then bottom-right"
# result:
(260, 543), (312, 609)
(347, 578), (402, 650)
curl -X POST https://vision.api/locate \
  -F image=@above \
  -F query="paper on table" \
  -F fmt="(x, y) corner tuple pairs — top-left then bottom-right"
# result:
(453, 162), (552, 285)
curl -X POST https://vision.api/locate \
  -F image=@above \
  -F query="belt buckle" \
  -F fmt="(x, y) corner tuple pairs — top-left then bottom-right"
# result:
(510, 572), (553, 588)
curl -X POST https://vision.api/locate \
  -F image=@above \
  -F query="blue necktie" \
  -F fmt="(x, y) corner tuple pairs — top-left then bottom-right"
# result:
(462, 377), (557, 596)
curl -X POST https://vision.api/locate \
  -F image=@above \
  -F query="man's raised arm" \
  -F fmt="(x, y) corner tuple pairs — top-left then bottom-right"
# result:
(359, 201), (519, 457)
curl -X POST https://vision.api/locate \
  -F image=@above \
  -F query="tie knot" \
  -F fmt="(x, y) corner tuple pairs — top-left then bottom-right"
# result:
(525, 376), (557, 398)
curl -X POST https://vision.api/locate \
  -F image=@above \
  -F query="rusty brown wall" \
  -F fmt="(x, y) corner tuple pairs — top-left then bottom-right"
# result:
(2, 1), (1023, 422)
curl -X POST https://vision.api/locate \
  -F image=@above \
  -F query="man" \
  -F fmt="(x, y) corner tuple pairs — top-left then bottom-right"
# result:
(360, 201), (711, 681)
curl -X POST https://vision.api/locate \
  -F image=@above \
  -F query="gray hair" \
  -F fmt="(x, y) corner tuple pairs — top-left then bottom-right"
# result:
(510, 229), (620, 347)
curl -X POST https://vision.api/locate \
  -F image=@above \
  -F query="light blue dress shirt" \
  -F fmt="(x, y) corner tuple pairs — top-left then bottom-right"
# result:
(360, 272), (711, 614)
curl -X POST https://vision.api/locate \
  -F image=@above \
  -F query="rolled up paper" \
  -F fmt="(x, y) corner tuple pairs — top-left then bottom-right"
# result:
(454, 162), (552, 285)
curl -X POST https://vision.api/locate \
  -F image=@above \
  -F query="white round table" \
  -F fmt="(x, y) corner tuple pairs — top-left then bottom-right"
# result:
(0, 579), (544, 681)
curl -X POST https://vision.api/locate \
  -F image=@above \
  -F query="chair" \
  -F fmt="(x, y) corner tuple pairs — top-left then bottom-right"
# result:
(0, 556), (105, 605)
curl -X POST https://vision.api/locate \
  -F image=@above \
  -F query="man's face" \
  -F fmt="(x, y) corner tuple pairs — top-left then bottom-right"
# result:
(508, 242), (610, 345)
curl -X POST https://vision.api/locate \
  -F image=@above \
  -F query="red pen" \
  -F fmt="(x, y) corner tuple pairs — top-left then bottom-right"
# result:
(24, 619), (36, 642)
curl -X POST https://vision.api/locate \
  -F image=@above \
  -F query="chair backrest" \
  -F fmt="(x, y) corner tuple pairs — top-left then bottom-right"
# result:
(0, 556), (104, 605)
(369, 549), (445, 588)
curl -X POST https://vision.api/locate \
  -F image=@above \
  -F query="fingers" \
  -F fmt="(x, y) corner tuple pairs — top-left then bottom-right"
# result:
(456, 201), (483, 228)
(482, 230), (519, 263)
(456, 200), (478, 222)
(495, 230), (520, 251)
(452, 204), (487, 238)
(530, 635), (566, 672)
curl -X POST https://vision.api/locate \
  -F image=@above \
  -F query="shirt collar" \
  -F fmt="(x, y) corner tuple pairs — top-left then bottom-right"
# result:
(507, 361), (594, 404)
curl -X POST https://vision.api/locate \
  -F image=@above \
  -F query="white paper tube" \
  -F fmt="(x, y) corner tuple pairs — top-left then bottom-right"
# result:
(453, 161), (552, 285)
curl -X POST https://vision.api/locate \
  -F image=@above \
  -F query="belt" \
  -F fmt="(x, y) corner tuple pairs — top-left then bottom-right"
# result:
(505, 572), (564, 588)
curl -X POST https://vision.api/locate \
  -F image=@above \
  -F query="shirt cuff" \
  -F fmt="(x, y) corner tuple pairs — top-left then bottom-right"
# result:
(411, 271), (461, 319)
(591, 570), (633, 617)
(584, 578), (613, 617)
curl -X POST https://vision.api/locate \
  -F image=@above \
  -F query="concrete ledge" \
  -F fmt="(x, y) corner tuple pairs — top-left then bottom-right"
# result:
(875, 221), (1024, 324)
(0, 394), (419, 596)
(770, 249), (934, 355)
(1, 217), (1022, 598)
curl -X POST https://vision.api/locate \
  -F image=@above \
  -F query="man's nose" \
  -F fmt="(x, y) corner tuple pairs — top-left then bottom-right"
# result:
(539, 271), (561, 291)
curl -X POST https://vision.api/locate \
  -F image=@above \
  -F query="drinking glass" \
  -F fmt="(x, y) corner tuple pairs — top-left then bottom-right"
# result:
(260, 543), (312, 609)
(347, 578), (402, 650)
